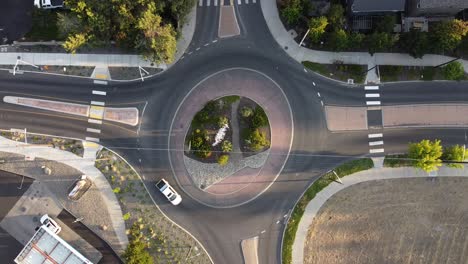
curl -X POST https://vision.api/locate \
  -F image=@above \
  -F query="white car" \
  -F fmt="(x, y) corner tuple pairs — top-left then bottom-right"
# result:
(156, 179), (182, 205)
(34, 0), (63, 9)
(40, 214), (62, 234)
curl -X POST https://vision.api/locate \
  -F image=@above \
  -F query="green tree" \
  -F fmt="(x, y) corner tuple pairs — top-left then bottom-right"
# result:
(374, 15), (396, 33)
(251, 107), (269, 128)
(218, 116), (229, 128)
(217, 154), (229, 166)
(170, 0), (197, 24)
(248, 129), (270, 151)
(442, 145), (467, 168)
(366, 32), (396, 55)
(57, 12), (81, 38)
(281, 0), (302, 25)
(399, 29), (429, 58)
(62, 32), (89, 53)
(122, 240), (153, 264)
(136, 2), (177, 63)
(309, 16), (328, 44)
(327, 4), (344, 30)
(348, 32), (364, 50)
(221, 140), (233, 153)
(408, 139), (443, 172)
(430, 19), (468, 53)
(240, 106), (253, 118)
(328, 29), (348, 51)
(442, 61), (465, 80)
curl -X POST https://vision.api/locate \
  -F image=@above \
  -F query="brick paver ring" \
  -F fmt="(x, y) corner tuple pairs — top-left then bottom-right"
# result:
(168, 68), (294, 208)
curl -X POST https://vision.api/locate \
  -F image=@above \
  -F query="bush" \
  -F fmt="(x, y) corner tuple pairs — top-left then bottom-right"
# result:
(240, 106), (253, 118)
(218, 155), (229, 166)
(195, 111), (210, 123)
(123, 212), (131, 221)
(191, 136), (204, 149)
(408, 139), (443, 172)
(251, 107), (269, 129)
(248, 129), (269, 151)
(195, 143), (212, 158)
(442, 61), (465, 80)
(281, 0), (302, 25)
(442, 145), (467, 168)
(113, 187), (121, 194)
(122, 234), (153, 264)
(218, 116), (229, 128)
(221, 140), (233, 153)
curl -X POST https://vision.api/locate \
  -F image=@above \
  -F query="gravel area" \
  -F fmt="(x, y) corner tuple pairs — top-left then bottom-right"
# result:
(184, 150), (269, 189)
(0, 130), (84, 157)
(108, 67), (163, 80)
(96, 149), (211, 264)
(304, 177), (468, 264)
(0, 151), (123, 254)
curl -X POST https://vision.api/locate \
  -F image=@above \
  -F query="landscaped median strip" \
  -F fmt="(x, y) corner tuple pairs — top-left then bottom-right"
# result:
(282, 158), (374, 264)
(3, 96), (139, 126)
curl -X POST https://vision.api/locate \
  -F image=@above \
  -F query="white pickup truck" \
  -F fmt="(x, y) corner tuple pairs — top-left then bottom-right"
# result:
(156, 179), (182, 205)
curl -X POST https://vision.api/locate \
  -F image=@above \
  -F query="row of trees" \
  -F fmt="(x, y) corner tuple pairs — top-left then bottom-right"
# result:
(281, 1), (468, 57)
(60, 0), (196, 63)
(408, 139), (467, 172)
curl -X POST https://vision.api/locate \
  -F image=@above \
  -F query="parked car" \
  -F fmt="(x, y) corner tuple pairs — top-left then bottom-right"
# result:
(40, 214), (62, 234)
(156, 179), (182, 205)
(34, 0), (63, 9)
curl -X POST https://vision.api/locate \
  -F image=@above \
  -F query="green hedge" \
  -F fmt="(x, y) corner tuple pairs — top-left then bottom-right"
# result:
(282, 158), (374, 264)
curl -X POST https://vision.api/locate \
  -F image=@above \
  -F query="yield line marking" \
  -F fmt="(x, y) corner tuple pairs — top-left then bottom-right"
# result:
(85, 137), (100, 142)
(364, 86), (379, 90)
(88, 119), (102, 124)
(86, 128), (101, 134)
(365, 93), (380, 98)
(91, 101), (105, 106)
(369, 141), (384, 146)
(370, 148), (384, 153)
(366, 101), (381, 106)
(368, 133), (383, 138)
(93, 80), (108, 85)
(92, 90), (106, 96)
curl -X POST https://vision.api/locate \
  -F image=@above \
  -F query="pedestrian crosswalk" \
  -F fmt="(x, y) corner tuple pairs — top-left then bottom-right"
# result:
(199, 0), (257, 7)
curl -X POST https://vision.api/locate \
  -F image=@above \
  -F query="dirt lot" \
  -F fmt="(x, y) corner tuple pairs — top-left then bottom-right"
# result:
(304, 177), (468, 264)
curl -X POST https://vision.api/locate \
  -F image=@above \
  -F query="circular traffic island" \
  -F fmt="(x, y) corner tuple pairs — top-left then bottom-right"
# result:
(184, 96), (271, 190)
(169, 68), (293, 208)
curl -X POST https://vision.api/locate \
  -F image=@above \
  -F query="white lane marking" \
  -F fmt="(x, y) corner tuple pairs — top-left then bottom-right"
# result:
(369, 140), (384, 146)
(180, 56), (185, 60)
(253, 0), (256, 3)
(91, 101), (105, 106)
(260, 230), (266, 234)
(321, 101), (324, 106)
(199, 0), (203, 6)
(85, 137), (100, 142)
(366, 101), (381, 106)
(303, 68), (307, 73)
(196, 47), (200, 51)
(238, 0), (241, 4)
(88, 119), (102, 124)
(212, 39), (218, 43)
(214, 0), (218, 6)
(365, 93), (380, 98)
(92, 90), (106, 96)
(204, 43), (210, 46)
(276, 220), (280, 224)
(368, 133), (383, 138)
(365, 86), (379, 90)
(86, 128), (101, 134)
(370, 148), (385, 153)
(245, 0), (249, 3)
(312, 82), (316, 86)
(207, 0), (210, 6)
(188, 52), (193, 55)
(93, 80), (108, 85)
(317, 92), (321, 97)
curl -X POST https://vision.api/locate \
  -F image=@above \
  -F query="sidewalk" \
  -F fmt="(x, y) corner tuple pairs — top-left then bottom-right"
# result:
(0, 136), (129, 252)
(291, 165), (468, 264)
(260, 1), (468, 73)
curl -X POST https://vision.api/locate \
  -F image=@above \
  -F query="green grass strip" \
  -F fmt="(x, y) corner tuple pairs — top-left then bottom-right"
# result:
(282, 158), (374, 264)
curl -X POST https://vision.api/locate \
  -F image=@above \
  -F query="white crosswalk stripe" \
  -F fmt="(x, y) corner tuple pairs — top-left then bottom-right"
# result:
(206, 0), (210, 6)
(199, 0), (203, 6)
(214, 0), (218, 6)
(199, 0), (258, 6)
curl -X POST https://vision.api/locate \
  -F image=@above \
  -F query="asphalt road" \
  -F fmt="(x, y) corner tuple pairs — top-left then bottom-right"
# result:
(0, 2), (468, 264)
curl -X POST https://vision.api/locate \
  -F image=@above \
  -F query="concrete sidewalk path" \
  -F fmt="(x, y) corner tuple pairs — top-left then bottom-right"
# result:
(260, 1), (468, 73)
(0, 135), (129, 251)
(291, 165), (468, 264)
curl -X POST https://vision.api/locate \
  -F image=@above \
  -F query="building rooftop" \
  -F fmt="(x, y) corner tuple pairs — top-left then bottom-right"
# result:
(351, 0), (406, 13)
(14, 226), (92, 264)
(418, 0), (468, 9)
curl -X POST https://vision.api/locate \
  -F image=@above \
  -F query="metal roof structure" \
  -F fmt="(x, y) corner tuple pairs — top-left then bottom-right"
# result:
(14, 226), (92, 264)
(351, 0), (406, 13)
(418, 0), (468, 8)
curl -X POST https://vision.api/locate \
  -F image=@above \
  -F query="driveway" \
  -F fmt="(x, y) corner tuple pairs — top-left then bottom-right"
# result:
(0, 0), (33, 44)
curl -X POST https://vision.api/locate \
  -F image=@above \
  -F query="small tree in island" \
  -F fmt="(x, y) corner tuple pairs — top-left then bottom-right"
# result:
(408, 139), (443, 172)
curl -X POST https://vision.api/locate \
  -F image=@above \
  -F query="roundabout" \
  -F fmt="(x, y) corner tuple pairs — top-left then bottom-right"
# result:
(168, 68), (294, 208)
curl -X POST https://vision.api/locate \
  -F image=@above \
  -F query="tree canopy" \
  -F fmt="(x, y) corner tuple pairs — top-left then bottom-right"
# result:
(430, 19), (468, 53)
(309, 16), (328, 44)
(442, 61), (465, 80)
(399, 29), (429, 58)
(408, 139), (443, 172)
(442, 145), (467, 169)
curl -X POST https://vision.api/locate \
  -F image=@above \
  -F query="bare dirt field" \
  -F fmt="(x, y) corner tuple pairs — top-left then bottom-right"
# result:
(304, 177), (468, 264)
